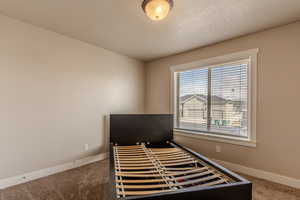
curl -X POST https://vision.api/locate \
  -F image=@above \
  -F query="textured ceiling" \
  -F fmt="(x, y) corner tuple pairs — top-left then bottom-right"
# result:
(0, 0), (299, 61)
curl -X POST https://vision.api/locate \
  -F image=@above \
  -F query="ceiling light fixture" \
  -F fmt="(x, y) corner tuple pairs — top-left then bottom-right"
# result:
(142, 0), (174, 21)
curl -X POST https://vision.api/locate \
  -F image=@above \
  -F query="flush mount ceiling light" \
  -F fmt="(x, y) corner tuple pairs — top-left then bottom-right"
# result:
(142, 0), (174, 21)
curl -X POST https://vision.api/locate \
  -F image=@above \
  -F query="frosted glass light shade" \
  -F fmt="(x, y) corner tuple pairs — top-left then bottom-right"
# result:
(142, 0), (173, 21)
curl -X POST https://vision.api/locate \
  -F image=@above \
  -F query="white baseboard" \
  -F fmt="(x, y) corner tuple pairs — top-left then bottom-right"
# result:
(212, 159), (300, 189)
(0, 153), (108, 190)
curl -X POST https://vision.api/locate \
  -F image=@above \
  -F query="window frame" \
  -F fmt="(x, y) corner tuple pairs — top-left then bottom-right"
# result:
(170, 49), (258, 147)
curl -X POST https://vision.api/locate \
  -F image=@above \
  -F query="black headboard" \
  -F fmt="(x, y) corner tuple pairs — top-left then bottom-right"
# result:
(110, 114), (173, 145)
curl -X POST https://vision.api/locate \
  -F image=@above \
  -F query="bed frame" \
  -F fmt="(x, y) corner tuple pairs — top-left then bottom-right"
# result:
(107, 114), (252, 200)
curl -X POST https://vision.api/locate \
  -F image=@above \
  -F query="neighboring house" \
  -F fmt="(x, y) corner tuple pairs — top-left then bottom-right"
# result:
(179, 94), (246, 127)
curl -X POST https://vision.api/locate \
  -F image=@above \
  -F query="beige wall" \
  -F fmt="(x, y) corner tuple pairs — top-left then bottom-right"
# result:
(145, 22), (300, 179)
(0, 15), (145, 179)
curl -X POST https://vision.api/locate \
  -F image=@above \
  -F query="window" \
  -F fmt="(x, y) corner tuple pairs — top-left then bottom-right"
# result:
(171, 49), (257, 147)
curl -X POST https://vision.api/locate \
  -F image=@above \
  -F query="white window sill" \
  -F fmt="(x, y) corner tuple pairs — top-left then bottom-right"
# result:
(174, 129), (257, 148)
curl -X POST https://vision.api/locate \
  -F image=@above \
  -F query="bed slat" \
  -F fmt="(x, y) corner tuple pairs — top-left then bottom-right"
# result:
(113, 144), (235, 198)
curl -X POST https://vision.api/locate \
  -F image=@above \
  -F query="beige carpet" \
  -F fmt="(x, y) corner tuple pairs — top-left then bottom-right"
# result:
(0, 159), (299, 200)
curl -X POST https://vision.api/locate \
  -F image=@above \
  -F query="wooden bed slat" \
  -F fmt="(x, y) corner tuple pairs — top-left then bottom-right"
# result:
(116, 152), (147, 155)
(117, 155), (148, 158)
(116, 173), (163, 177)
(115, 170), (160, 174)
(117, 189), (173, 196)
(155, 152), (188, 156)
(117, 169), (211, 178)
(173, 170), (212, 180)
(119, 160), (153, 164)
(164, 167), (196, 171)
(150, 148), (177, 151)
(162, 160), (197, 167)
(116, 166), (157, 170)
(117, 158), (151, 162)
(166, 167), (208, 176)
(156, 156), (191, 161)
(116, 150), (146, 153)
(116, 151), (146, 154)
(114, 145), (143, 148)
(114, 147), (143, 151)
(116, 179), (166, 183)
(155, 155), (188, 159)
(151, 150), (182, 154)
(117, 163), (155, 167)
(118, 154), (148, 158)
(116, 148), (145, 151)
(154, 155), (188, 159)
(116, 170), (213, 184)
(173, 174), (222, 187)
(117, 174), (221, 189)
(115, 148), (143, 151)
(115, 148), (144, 151)
(114, 148), (144, 151)
(160, 158), (195, 164)
(117, 183), (171, 189)
(117, 156), (148, 159)
(154, 152), (188, 157)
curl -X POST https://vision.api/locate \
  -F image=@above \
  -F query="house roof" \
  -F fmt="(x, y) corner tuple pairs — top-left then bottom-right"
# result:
(180, 94), (228, 105)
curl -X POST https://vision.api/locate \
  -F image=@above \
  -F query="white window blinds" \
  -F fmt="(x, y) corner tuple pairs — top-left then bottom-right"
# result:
(176, 60), (249, 138)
